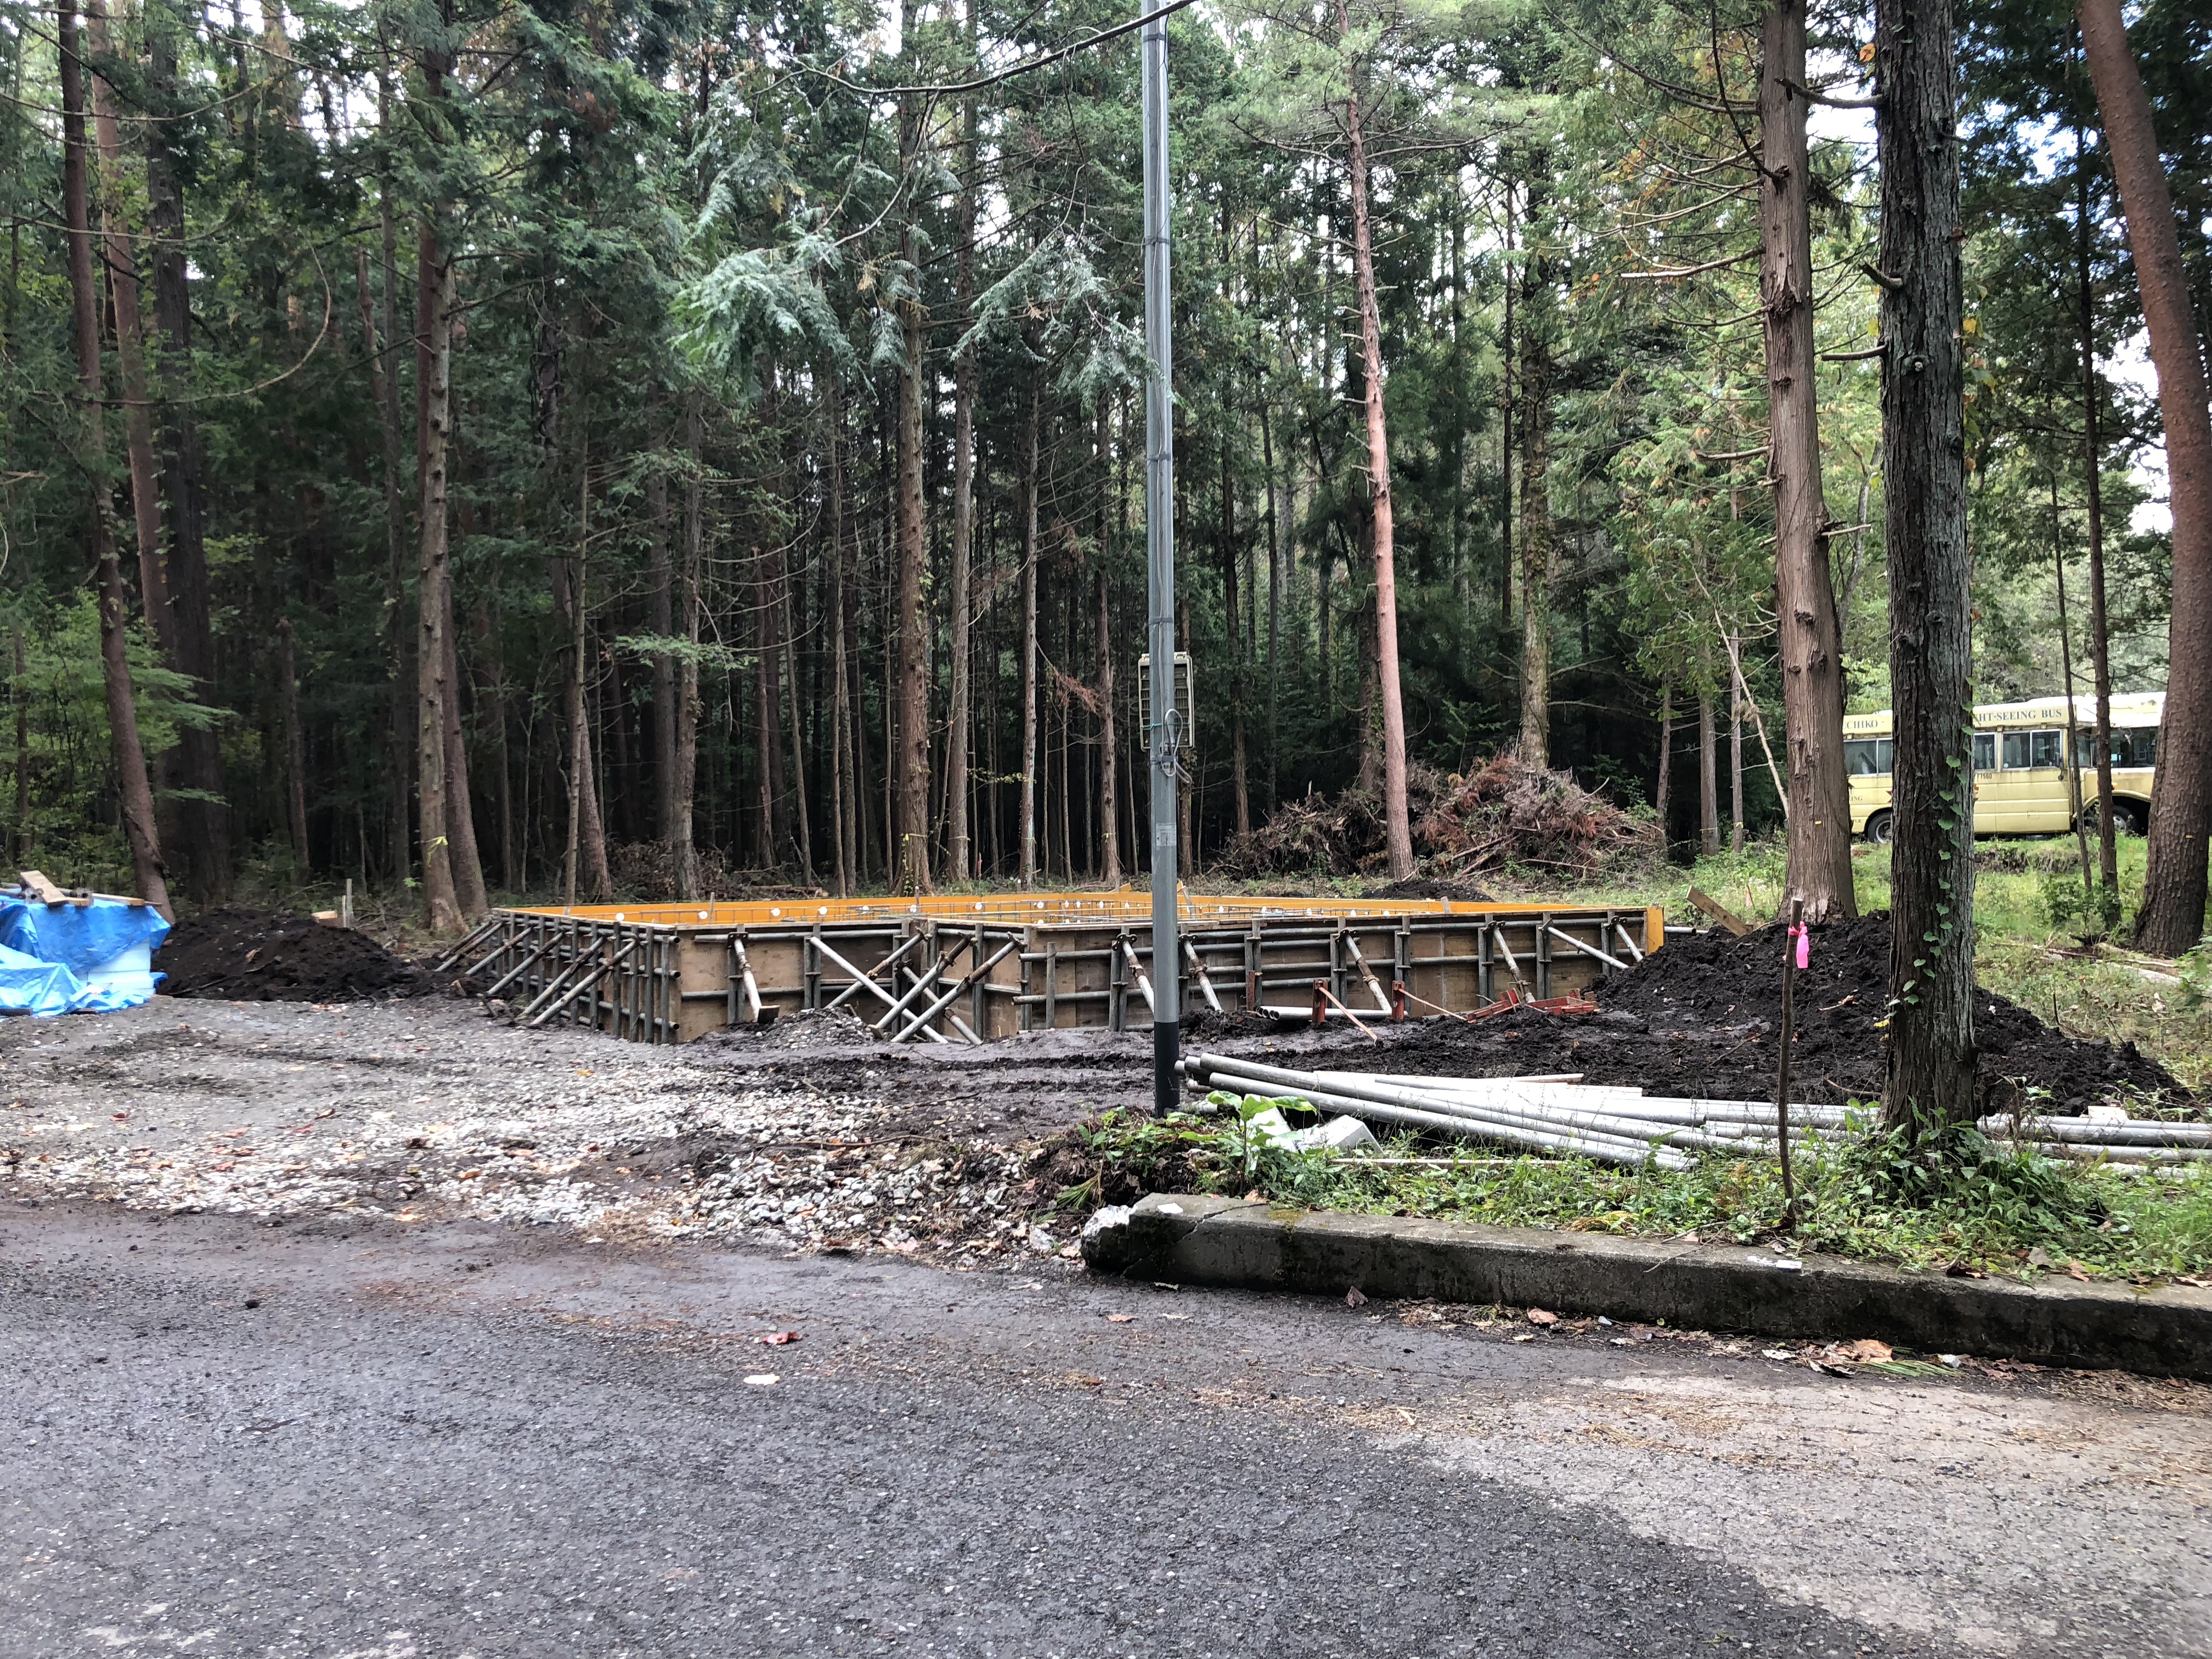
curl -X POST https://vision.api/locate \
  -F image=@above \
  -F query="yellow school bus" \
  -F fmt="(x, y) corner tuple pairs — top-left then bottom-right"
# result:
(1844, 693), (2162, 843)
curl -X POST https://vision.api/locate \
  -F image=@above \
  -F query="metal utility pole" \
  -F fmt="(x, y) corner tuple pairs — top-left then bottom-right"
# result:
(1142, 8), (1179, 1115)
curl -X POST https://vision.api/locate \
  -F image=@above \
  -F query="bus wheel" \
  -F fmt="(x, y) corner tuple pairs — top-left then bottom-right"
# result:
(2088, 800), (2141, 836)
(1865, 811), (1894, 845)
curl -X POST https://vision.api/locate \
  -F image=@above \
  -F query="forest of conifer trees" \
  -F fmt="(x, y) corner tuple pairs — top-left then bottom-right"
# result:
(2, 0), (2206, 957)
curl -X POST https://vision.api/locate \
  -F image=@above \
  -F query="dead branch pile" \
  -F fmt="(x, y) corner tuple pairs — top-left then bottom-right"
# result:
(1211, 767), (1444, 878)
(1214, 751), (1655, 879)
(607, 840), (737, 904)
(1414, 750), (1660, 876)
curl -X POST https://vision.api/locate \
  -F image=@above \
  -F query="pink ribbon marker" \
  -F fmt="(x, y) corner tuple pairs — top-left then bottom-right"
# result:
(1789, 923), (1809, 970)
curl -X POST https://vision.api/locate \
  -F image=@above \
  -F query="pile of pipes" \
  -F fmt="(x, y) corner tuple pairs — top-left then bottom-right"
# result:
(1182, 1053), (2212, 1172)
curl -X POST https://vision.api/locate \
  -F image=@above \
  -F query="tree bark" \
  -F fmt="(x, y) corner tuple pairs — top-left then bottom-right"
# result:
(826, 377), (853, 896)
(1699, 685), (1720, 856)
(1876, 0), (1977, 1134)
(946, 33), (978, 887)
(893, 110), (932, 895)
(278, 616), (309, 862)
(1339, 13), (1415, 878)
(85, 0), (172, 662)
(414, 223), (460, 934)
(2078, 0), (2212, 956)
(1019, 383), (1041, 888)
(1729, 637), (1745, 855)
(673, 397), (703, 900)
(60, 0), (169, 916)
(374, 72), (411, 890)
(647, 391), (677, 846)
(1517, 318), (1554, 766)
(441, 579), (487, 917)
(1220, 425), (1250, 839)
(144, 7), (227, 901)
(2074, 137), (2119, 900)
(1499, 180), (1515, 632)
(1097, 560), (1120, 888)
(1761, 0), (1858, 922)
(1655, 684), (1673, 845)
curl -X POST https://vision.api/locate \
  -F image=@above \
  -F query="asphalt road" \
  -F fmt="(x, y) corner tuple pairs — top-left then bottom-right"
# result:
(3, 1201), (2207, 1659)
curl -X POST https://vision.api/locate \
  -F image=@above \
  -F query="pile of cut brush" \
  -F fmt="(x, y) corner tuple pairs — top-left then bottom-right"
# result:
(1415, 750), (1659, 876)
(1215, 751), (1655, 881)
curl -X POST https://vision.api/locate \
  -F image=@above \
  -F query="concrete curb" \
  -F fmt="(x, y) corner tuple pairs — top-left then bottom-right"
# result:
(1082, 1193), (2212, 1380)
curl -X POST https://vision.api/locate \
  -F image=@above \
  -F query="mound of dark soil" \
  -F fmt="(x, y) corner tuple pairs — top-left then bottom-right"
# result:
(1367, 876), (1498, 903)
(1575, 913), (2183, 1113)
(158, 908), (433, 1002)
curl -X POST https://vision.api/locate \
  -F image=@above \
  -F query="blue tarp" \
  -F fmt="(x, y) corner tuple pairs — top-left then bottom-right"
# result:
(0, 895), (170, 1016)
(0, 940), (88, 1017)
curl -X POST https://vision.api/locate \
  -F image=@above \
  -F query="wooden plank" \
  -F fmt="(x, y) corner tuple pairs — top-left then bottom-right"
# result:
(1685, 887), (1753, 937)
(17, 870), (67, 905)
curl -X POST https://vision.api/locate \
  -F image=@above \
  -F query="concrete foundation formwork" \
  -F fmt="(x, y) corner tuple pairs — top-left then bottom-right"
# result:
(450, 891), (1667, 1046)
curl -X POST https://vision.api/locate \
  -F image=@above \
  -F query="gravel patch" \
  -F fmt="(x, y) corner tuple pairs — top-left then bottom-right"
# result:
(0, 997), (1048, 1264)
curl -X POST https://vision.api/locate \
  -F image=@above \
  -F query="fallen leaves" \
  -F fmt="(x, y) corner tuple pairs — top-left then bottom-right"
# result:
(1344, 1286), (1368, 1308)
(758, 1331), (802, 1347)
(1526, 1308), (1559, 1327)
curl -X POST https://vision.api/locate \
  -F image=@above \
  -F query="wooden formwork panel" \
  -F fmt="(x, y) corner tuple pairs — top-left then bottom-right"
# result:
(472, 902), (1664, 1045)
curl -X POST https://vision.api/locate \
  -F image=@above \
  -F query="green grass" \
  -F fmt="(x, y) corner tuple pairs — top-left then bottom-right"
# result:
(1068, 1100), (2212, 1285)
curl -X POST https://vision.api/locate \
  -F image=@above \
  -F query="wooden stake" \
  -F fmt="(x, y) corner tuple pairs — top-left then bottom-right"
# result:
(1778, 896), (1802, 1231)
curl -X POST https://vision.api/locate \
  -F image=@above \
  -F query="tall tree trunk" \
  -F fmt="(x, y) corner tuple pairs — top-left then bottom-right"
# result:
(1498, 181), (1515, 631)
(2075, 134), (2119, 900)
(1699, 685), (1720, 857)
(278, 616), (309, 861)
(1261, 399), (1283, 810)
(782, 545), (812, 884)
(60, 0), (169, 916)
(1761, 0), (1857, 922)
(648, 391), (677, 845)
(560, 432), (612, 907)
(2078, 0), (2212, 956)
(946, 43), (978, 887)
(1517, 321), (1554, 765)
(1220, 426), (1250, 839)
(755, 366), (787, 867)
(12, 630), (29, 863)
(1019, 383), (1041, 888)
(144, 7), (226, 900)
(672, 397), (703, 900)
(442, 584), (487, 918)
(1339, 14), (1414, 879)
(893, 114), (933, 895)
(827, 377), (853, 896)
(1655, 684), (1673, 845)
(375, 74), (411, 890)
(1097, 561), (1120, 887)
(85, 0), (172, 660)
(1877, 0), (1977, 1134)
(414, 223), (460, 934)
(1729, 638), (1745, 855)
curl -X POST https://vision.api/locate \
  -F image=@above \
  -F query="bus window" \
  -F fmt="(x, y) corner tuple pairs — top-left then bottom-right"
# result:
(2116, 727), (2158, 768)
(1973, 732), (1996, 770)
(2075, 727), (2160, 768)
(1846, 738), (1893, 776)
(2029, 730), (2065, 768)
(2002, 731), (2034, 769)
